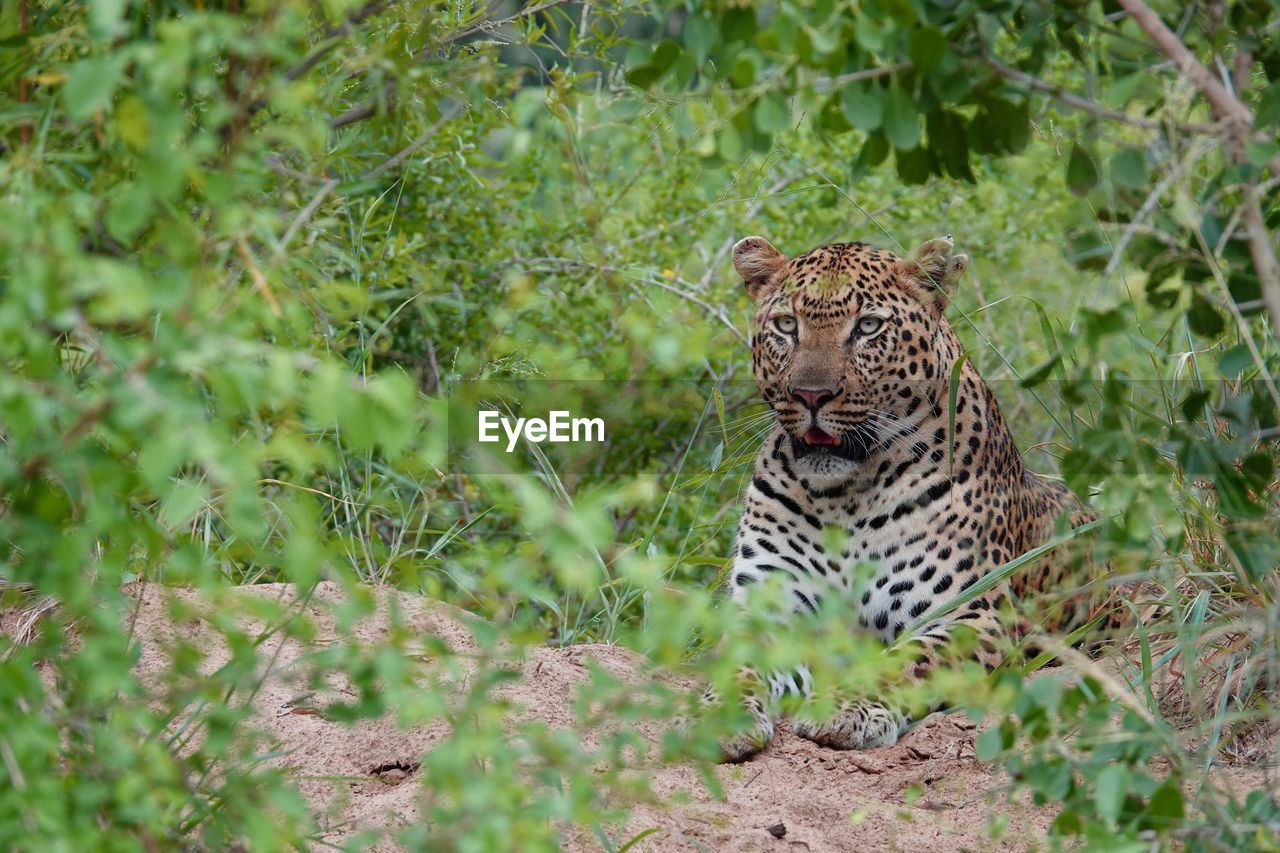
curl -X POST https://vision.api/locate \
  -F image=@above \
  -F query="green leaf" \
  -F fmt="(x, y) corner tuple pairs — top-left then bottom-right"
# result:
(617, 828), (662, 853)
(1066, 143), (1099, 195)
(1021, 353), (1062, 389)
(975, 727), (1003, 761)
(730, 53), (757, 87)
(682, 16), (717, 64)
(1254, 81), (1280, 128)
(819, 95), (853, 134)
(1095, 764), (1129, 826)
(1187, 295), (1225, 337)
(63, 55), (126, 120)
(753, 93), (790, 133)
(1218, 344), (1254, 377)
(973, 96), (1030, 155)
(840, 84), (883, 132)
(907, 26), (947, 77)
(1145, 780), (1185, 826)
(624, 64), (661, 88)
(105, 183), (154, 243)
(883, 84), (919, 151)
(895, 147), (932, 183)
(1104, 72), (1146, 109)
(854, 17), (889, 52)
(625, 41), (681, 88)
(160, 481), (210, 529)
(717, 125), (744, 161)
(929, 110), (972, 181)
(850, 132), (889, 177)
(1246, 140), (1280, 167)
(89, 0), (129, 39)
(806, 24), (840, 56)
(650, 40), (681, 75)
(1110, 149), (1147, 190)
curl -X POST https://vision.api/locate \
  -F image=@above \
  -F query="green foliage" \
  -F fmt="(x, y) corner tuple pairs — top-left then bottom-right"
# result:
(1, 0), (1278, 849)
(979, 669), (1280, 850)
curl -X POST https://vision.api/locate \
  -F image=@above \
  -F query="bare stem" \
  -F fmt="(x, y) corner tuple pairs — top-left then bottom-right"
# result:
(985, 57), (1219, 134)
(1115, 0), (1280, 341)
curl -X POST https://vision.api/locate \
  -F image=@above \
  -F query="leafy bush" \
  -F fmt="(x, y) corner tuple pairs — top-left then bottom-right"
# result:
(1, 0), (1277, 849)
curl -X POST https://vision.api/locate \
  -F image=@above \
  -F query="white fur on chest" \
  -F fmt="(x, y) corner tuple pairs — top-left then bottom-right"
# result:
(729, 474), (957, 642)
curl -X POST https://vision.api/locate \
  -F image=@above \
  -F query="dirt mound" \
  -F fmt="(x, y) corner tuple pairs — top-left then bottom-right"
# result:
(609, 715), (1053, 851)
(8, 582), (1217, 850)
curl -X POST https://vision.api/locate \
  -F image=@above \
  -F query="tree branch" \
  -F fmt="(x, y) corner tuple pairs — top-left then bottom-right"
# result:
(1114, 0), (1280, 340)
(813, 62), (913, 92)
(428, 0), (582, 53)
(284, 0), (396, 82)
(245, 1), (397, 125)
(1115, 0), (1253, 131)
(816, 56), (1220, 136)
(329, 80), (397, 129)
(276, 103), (464, 257)
(518, 256), (746, 342)
(984, 57), (1220, 134)
(1115, 0), (1279, 179)
(1242, 189), (1280, 339)
(324, 0), (578, 131)
(20, 350), (157, 481)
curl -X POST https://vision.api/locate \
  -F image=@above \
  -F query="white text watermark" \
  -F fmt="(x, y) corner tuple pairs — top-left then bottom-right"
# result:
(478, 410), (606, 452)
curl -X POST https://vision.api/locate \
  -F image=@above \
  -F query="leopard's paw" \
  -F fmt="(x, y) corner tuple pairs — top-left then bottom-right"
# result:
(793, 699), (905, 750)
(697, 676), (775, 763)
(678, 704), (772, 762)
(719, 709), (774, 763)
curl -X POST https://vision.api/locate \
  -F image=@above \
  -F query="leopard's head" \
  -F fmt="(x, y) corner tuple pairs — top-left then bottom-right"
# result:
(733, 235), (968, 476)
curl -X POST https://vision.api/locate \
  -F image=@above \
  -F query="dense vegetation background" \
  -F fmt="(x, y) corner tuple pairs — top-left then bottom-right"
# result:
(1, 0), (1278, 848)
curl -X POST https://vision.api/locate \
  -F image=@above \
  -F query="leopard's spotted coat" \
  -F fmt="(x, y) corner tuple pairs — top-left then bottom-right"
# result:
(718, 235), (1122, 761)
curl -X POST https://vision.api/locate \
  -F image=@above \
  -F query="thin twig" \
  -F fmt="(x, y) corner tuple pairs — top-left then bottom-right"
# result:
(1102, 140), (1212, 281)
(329, 79), (397, 130)
(362, 103), (463, 181)
(277, 178), (338, 258)
(1116, 0), (1280, 179)
(429, 0), (581, 52)
(245, 1), (396, 122)
(1115, 0), (1252, 131)
(1115, 0), (1280, 339)
(815, 55), (1221, 136)
(277, 103), (463, 257)
(320, 0), (580, 131)
(813, 62), (913, 91)
(1241, 189), (1280, 340)
(284, 0), (396, 82)
(697, 174), (800, 291)
(17, 0), (29, 146)
(985, 56), (1220, 134)
(520, 256), (746, 342)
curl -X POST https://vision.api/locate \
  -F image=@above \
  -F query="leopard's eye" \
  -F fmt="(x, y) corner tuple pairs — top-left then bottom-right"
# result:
(774, 315), (797, 335)
(856, 315), (884, 336)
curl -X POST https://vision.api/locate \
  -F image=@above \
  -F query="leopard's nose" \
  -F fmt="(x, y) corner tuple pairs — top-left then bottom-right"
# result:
(790, 386), (839, 410)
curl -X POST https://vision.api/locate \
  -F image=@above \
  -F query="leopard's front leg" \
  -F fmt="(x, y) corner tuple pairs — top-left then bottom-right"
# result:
(791, 605), (1005, 750)
(700, 666), (776, 763)
(792, 698), (906, 749)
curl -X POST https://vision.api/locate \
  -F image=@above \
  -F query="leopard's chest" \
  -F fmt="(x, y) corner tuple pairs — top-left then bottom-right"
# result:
(729, 468), (984, 642)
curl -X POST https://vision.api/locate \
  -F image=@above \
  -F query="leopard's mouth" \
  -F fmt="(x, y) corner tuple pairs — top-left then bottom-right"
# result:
(803, 426), (840, 446)
(791, 422), (879, 463)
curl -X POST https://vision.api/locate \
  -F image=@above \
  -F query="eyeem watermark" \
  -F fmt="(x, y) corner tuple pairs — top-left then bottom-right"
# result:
(478, 410), (606, 452)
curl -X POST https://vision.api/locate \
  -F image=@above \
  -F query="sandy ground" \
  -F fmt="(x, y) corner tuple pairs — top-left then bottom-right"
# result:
(3, 582), (1269, 851)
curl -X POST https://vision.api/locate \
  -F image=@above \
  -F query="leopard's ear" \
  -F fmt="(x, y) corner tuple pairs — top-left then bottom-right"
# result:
(733, 236), (788, 302)
(900, 235), (968, 313)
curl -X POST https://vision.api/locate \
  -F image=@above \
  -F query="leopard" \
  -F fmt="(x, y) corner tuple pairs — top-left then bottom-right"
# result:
(715, 233), (1124, 762)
